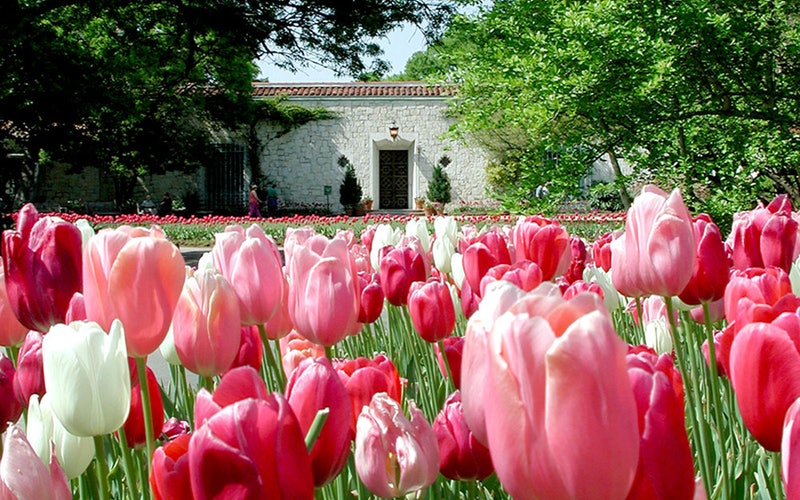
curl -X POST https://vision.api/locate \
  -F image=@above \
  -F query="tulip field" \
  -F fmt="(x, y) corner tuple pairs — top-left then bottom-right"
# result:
(1, 185), (799, 498)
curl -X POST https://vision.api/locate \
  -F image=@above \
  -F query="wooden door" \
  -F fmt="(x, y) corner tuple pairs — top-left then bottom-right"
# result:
(379, 150), (409, 209)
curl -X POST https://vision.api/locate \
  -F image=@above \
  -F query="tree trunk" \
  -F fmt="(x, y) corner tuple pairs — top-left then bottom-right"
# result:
(607, 148), (632, 210)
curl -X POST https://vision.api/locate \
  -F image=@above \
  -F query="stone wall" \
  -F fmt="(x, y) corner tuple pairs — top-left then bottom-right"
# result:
(257, 96), (488, 211)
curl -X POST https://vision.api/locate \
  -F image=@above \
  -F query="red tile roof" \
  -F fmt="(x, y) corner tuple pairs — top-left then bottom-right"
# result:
(252, 81), (454, 98)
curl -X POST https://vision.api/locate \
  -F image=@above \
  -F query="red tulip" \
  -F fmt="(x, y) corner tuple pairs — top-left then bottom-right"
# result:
(2, 203), (82, 332)
(611, 185), (696, 298)
(462, 234), (512, 298)
(189, 395), (314, 499)
(355, 393), (439, 498)
(729, 194), (799, 273)
(14, 330), (44, 407)
(334, 355), (402, 435)
(512, 215), (572, 281)
(150, 433), (192, 500)
(0, 264), (29, 347)
(161, 417), (191, 441)
(475, 283), (639, 499)
(592, 231), (618, 272)
(729, 321), (800, 451)
(379, 245), (428, 306)
(83, 225), (185, 357)
(124, 360), (164, 449)
(287, 235), (361, 346)
(224, 325), (263, 374)
(434, 336), (464, 389)
(357, 272), (384, 324)
(212, 224), (285, 326)
(679, 214), (731, 306)
(172, 269), (241, 377)
(626, 348), (695, 498)
(285, 358), (353, 486)
(408, 279), (456, 343)
(782, 398), (800, 499)
(459, 278), (480, 319)
(0, 354), (21, 433)
(434, 391), (494, 481)
(562, 236), (588, 284)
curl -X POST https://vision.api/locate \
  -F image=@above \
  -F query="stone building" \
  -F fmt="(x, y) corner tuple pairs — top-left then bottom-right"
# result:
(41, 81), (490, 213)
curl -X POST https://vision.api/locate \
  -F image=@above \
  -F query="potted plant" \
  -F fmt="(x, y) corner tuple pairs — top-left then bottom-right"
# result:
(362, 196), (373, 211)
(426, 156), (452, 214)
(338, 156), (363, 215)
(423, 201), (435, 217)
(414, 197), (425, 209)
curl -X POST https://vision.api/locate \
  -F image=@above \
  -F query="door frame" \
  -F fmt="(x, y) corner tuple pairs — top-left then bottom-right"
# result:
(369, 132), (418, 210)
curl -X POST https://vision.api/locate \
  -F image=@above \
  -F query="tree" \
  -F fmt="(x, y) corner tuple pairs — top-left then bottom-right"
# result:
(339, 156), (363, 213)
(0, 0), (457, 208)
(434, 0), (800, 221)
(427, 157), (452, 207)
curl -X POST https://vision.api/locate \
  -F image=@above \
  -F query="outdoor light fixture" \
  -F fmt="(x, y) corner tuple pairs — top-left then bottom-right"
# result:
(388, 122), (399, 140)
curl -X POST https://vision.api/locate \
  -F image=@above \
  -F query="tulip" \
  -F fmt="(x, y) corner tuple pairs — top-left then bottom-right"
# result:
(150, 433), (192, 500)
(26, 394), (94, 479)
(0, 354), (22, 433)
(2, 203), (82, 332)
(434, 336), (464, 389)
(408, 279), (456, 343)
(0, 265), (29, 347)
(475, 283), (639, 499)
(729, 194), (799, 273)
(611, 185), (696, 298)
(368, 223), (403, 272)
(189, 394), (314, 499)
(0, 423), (71, 500)
(287, 235), (361, 346)
(729, 321), (800, 451)
(480, 260), (543, 296)
(280, 330), (325, 378)
(512, 215), (572, 281)
(434, 391), (494, 481)
(212, 224), (285, 325)
(562, 279), (604, 302)
(42, 320), (131, 437)
(334, 355), (403, 434)
(679, 214), (731, 306)
(161, 417), (191, 441)
(285, 357), (353, 486)
(355, 393), (440, 498)
(723, 267), (795, 330)
(65, 292), (86, 322)
(583, 264), (625, 312)
(460, 278), (480, 319)
(264, 283), (293, 341)
(562, 236), (587, 284)
(592, 231), (617, 272)
(626, 348), (695, 498)
(172, 269), (241, 377)
(782, 398), (800, 500)
(83, 225), (185, 357)
(379, 244), (428, 306)
(124, 361), (165, 449)
(433, 217), (458, 275)
(225, 325), (263, 374)
(357, 271), (384, 324)
(74, 218), (95, 249)
(406, 217), (431, 252)
(14, 330), (45, 407)
(462, 233), (512, 297)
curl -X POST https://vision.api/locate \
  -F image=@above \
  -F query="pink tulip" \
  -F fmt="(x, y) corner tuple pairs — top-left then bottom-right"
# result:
(355, 393), (440, 498)
(475, 283), (639, 499)
(724, 267), (796, 329)
(14, 330), (44, 408)
(408, 279), (456, 343)
(334, 355), (403, 435)
(729, 194), (799, 273)
(189, 395), (314, 499)
(357, 272), (384, 324)
(562, 236), (588, 284)
(0, 265), (29, 347)
(379, 244), (428, 306)
(782, 398), (800, 499)
(83, 225), (185, 357)
(172, 269), (241, 377)
(0, 354), (21, 433)
(592, 231), (618, 272)
(434, 391), (494, 481)
(285, 357), (353, 486)
(512, 215), (572, 281)
(679, 214), (731, 306)
(224, 325), (263, 374)
(280, 331), (325, 378)
(562, 279), (604, 301)
(151, 433), (192, 500)
(0, 423), (71, 500)
(729, 321), (800, 451)
(212, 224), (285, 325)
(462, 234), (512, 297)
(264, 283), (293, 341)
(2, 203), (82, 332)
(479, 260), (543, 296)
(193, 366), (269, 428)
(611, 185), (696, 298)
(287, 235), (361, 346)
(626, 348), (695, 498)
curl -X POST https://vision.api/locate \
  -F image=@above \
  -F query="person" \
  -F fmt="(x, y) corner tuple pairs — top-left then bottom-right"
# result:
(266, 184), (279, 216)
(140, 195), (156, 214)
(535, 183), (550, 199)
(157, 192), (173, 216)
(248, 185), (262, 218)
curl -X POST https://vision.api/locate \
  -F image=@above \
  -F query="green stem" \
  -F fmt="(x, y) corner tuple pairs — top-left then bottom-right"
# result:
(325, 344), (334, 361)
(772, 451), (784, 498)
(437, 339), (455, 394)
(702, 301), (729, 498)
(93, 435), (111, 500)
(304, 408), (330, 451)
(135, 356), (156, 467)
(7, 344), (19, 367)
(115, 426), (138, 500)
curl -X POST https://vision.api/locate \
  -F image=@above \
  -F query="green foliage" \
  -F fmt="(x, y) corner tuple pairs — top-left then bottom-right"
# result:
(338, 157), (363, 211)
(427, 157), (452, 205)
(586, 182), (624, 212)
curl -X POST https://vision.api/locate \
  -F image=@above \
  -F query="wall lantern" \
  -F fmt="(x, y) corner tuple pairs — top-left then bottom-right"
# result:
(388, 122), (399, 140)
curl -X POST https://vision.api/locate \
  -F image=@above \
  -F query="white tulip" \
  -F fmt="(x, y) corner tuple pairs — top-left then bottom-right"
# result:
(26, 394), (94, 479)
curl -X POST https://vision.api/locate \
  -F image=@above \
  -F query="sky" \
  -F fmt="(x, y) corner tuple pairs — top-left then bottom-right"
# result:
(255, 24), (429, 83)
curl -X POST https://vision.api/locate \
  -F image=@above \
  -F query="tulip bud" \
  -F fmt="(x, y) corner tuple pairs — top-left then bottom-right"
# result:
(679, 214), (730, 305)
(729, 194), (799, 273)
(123, 360), (165, 449)
(434, 391), (493, 481)
(0, 354), (21, 433)
(224, 325), (263, 374)
(379, 245), (428, 306)
(0, 423), (71, 498)
(358, 272), (384, 324)
(42, 320), (131, 437)
(334, 355), (403, 435)
(408, 279), (455, 343)
(14, 330), (45, 407)
(512, 215), (572, 281)
(150, 433), (192, 500)
(0, 265), (29, 347)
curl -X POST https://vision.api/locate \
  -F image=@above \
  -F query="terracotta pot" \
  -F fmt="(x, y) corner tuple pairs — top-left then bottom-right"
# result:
(415, 199), (425, 210)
